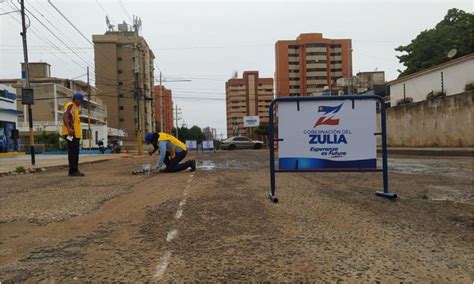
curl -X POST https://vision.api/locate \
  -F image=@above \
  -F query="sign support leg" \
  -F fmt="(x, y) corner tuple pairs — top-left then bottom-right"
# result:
(375, 100), (397, 199)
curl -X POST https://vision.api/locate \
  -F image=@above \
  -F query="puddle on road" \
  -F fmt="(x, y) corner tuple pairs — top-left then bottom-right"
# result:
(199, 160), (216, 171)
(198, 159), (269, 171)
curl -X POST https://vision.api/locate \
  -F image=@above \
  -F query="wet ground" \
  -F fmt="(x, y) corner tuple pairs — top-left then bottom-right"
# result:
(0, 150), (473, 282)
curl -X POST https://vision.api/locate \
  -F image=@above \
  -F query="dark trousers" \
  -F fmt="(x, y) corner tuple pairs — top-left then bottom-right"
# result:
(67, 137), (80, 174)
(164, 150), (192, 172)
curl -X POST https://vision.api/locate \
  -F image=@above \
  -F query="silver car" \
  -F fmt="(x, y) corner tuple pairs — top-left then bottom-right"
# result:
(220, 136), (264, 150)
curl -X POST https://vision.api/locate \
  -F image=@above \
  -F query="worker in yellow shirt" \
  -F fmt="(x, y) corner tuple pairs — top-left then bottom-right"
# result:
(61, 93), (84, 177)
(145, 132), (196, 172)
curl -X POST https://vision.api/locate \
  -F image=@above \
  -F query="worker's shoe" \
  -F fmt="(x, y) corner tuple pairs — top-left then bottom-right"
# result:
(69, 171), (85, 177)
(190, 160), (196, 172)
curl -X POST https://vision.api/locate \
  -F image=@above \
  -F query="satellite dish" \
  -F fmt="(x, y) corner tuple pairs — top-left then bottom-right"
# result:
(447, 49), (457, 59)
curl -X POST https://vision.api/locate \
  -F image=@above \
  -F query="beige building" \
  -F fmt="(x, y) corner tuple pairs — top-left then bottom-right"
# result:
(93, 27), (155, 145)
(0, 62), (111, 148)
(225, 71), (274, 138)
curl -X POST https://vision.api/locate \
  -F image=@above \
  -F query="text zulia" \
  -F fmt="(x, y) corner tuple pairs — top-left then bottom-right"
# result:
(309, 134), (348, 144)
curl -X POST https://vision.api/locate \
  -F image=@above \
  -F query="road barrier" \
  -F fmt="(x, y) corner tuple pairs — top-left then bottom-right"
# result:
(268, 95), (397, 203)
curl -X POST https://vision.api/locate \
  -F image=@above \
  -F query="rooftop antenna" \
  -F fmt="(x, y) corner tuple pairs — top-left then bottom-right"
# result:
(106, 16), (114, 31)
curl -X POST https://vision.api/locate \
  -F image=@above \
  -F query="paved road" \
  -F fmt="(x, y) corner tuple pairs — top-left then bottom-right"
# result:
(0, 151), (472, 282)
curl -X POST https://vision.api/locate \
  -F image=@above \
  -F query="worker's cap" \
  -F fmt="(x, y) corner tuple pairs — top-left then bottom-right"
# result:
(72, 93), (85, 102)
(145, 132), (158, 144)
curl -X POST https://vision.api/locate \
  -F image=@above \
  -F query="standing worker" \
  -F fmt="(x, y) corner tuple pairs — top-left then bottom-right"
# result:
(61, 93), (84, 177)
(145, 132), (196, 173)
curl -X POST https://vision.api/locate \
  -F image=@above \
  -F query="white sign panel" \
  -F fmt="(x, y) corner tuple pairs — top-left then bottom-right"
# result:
(243, 116), (260, 128)
(202, 140), (214, 150)
(278, 99), (376, 170)
(185, 140), (197, 150)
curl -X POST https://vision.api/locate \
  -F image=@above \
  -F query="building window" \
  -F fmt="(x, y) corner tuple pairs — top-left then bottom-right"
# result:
(306, 52), (326, 56)
(307, 68), (327, 72)
(306, 60), (326, 64)
(331, 68), (343, 72)
(119, 93), (124, 98)
(118, 69), (123, 74)
(289, 70), (300, 73)
(307, 76), (327, 80)
(288, 62), (299, 65)
(306, 43), (326, 48)
(330, 52), (342, 56)
(288, 54), (299, 57)
(118, 82), (123, 86)
(119, 118), (124, 122)
(289, 93), (300, 97)
(289, 86), (300, 89)
(119, 106), (124, 110)
(317, 84), (326, 88)
(330, 60), (342, 64)
(330, 44), (342, 48)
(307, 84), (319, 88)
(118, 57), (122, 61)
(288, 45), (299, 49)
(289, 78), (300, 81)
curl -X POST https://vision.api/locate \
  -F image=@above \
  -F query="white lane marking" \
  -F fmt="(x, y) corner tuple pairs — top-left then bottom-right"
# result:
(166, 229), (178, 242)
(155, 251), (172, 279)
(175, 208), (183, 219)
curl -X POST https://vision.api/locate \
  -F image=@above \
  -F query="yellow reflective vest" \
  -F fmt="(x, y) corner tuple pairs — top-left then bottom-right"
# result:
(61, 102), (82, 138)
(158, 132), (187, 151)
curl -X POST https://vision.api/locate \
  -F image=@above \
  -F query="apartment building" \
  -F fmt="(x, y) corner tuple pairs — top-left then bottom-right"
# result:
(275, 33), (352, 97)
(0, 62), (111, 148)
(93, 25), (155, 144)
(225, 71), (273, 137)
(154, 85), (174, 133)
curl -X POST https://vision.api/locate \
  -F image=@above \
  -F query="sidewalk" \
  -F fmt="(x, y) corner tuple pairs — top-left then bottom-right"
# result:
(378, 147), (474, 157)
(0, 153), (130, 175)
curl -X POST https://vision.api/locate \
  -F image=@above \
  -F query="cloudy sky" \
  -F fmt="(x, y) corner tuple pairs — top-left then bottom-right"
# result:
(0, 0), (471, 137)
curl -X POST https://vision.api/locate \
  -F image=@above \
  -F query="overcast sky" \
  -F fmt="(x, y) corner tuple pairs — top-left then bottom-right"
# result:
(0, 0), (472, 138)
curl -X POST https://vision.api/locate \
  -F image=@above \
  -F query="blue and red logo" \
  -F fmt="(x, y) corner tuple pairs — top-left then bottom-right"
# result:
(313, 103), (343, 127)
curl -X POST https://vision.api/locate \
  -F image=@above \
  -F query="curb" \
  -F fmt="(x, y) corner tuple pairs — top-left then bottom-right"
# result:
(378, 148), (474, 157)
(0, 155), (130, 177)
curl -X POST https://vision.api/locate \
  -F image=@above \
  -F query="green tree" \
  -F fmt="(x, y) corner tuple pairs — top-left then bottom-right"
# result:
(255, 123), (269, 144)
(395, 8), (474, 78)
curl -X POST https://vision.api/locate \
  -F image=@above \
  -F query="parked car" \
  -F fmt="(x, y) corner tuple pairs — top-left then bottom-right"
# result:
(220, 136), (264, 150)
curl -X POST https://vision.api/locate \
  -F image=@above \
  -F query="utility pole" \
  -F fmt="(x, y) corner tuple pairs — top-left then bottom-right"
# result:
(87, 66), (91, 150)
(159, 72), (163, 132)
(134, 42), (142, 155)
(174, 104), (181, 139)
(20, 0), (35, 165)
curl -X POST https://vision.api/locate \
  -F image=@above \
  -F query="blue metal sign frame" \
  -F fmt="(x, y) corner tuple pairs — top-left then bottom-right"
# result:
(268, 95), (397, 203)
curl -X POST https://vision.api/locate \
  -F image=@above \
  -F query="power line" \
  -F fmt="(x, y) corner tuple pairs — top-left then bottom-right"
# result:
(117, 0), (133, 22)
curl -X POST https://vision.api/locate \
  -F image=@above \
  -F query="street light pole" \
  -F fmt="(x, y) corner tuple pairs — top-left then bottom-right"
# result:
(87, 66), (92, 150)
(20, 0), (35, 165)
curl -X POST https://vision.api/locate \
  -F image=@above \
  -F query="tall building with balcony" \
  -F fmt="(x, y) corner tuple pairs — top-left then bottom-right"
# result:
(225, 71), (274, 138)
(0, 62), (112, 148)
(93, 24), (155, 145)
(153, 85), (174, 133)
(275, 33), (352, 97)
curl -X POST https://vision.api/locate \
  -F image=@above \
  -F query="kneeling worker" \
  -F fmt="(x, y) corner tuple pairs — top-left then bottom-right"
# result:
(145, 132), (196, 172)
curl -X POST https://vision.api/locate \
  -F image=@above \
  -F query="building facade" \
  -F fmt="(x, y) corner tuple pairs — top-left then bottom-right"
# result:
(388, 54), (474, 106)
(0, 63), (111, 148)
(275, 33), (352, 97)
(225, 71), (273, 138)
(0, 84), (21, 152)
(93, 28), (155, 144)
(153, 85), (174, 133)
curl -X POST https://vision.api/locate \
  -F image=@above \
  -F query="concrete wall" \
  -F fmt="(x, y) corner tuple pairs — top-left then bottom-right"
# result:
(382, 92), (473, 147)
(390, 56), (474, 105)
